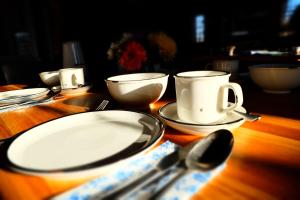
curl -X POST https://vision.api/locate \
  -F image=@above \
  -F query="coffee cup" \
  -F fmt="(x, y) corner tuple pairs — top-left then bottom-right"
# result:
(59, 68), (84, 89)
(174, 70), (243, 124)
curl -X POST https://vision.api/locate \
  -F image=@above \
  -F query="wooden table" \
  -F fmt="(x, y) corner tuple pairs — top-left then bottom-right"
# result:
(0, 84), (299, 200)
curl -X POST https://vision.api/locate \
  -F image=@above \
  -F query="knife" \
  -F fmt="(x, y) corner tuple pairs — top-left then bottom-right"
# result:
(95, 139), (200, 199)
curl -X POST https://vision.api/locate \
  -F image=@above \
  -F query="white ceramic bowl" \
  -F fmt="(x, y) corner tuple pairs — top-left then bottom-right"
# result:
(105, 73), (169, 107)
(39, 71), (60, 87)
(248, 64), (300, 93)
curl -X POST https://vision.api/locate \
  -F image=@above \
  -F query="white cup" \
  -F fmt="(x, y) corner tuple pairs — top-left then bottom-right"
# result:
(59, 68), (84, 89)
(174, 70), (243, 124)
(206, 60), (239, 80)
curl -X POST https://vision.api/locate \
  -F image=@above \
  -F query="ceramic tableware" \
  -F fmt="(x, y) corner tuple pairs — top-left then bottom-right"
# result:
(60, 84), (91, 95)
(59, 68), (85, 89)
(105, 73), (168, 108)
(248, 64), (300, 94)
(159, 102), (246, 134)
(0, 91), (58, 113)
(39, 71), (60, 87)
(0, 110), (164, 179)
(174, 70), (243, 124)
(0, 88), (49, 106)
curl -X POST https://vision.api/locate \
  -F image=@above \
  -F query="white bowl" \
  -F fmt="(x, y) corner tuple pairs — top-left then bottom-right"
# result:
(105, 73), (169, 107)
(39, 71), (60, 87)
(248, 64), (300, 93)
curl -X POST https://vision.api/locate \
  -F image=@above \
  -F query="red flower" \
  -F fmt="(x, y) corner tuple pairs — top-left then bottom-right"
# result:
(118, 41), (147, 71)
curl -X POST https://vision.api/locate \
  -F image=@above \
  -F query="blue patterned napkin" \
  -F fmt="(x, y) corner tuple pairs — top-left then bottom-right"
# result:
(52, 141), (225, 200)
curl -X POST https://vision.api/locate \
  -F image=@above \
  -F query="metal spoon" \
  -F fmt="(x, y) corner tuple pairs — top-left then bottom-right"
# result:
(232, 110), (261, 122)
(51, 85), (61, 93)
(115, 129), (234, 200)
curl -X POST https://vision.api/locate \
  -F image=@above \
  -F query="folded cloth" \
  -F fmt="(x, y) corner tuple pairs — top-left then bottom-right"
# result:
(52, 141), (225, 200)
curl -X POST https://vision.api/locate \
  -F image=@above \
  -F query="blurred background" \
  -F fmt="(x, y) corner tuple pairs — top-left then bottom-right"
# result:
(0, 0), (300, 86)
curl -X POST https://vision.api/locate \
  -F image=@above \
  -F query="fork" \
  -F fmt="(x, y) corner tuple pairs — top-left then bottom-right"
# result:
(95, 100), (109, 111)
(0, 99), (110, 144)
(0, 92), (59, 112)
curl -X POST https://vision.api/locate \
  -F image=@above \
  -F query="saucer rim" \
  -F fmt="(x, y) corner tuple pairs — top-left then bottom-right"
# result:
(158, 101), (244, 127)
(60, 85), (92, 95)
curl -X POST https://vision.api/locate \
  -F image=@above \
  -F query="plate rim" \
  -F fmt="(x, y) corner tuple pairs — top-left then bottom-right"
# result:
(158, 101), (245, 127)
(0, 88), (49, 103)
(0, 110), (164, 175)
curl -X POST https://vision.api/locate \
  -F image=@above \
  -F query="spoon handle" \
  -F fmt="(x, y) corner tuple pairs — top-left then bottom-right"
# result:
(117, 164), (185, 200)
(99, 168), (158, 199)
(148, 167), (186, 200)
(233, 110), (261, 122)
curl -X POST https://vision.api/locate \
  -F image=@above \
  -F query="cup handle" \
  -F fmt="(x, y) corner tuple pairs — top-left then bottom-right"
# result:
(222, 82), (243, 112)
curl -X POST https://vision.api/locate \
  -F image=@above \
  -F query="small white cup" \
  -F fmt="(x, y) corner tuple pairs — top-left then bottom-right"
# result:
(174, 70), (243, 124)
(59, 68), (84, 89)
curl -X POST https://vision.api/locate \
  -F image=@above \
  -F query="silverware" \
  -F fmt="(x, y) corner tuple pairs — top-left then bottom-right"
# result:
(232, 110), (261, 122)
(97, 148), (181, 199)
(95, 137), (200, 199)
(95, 100), (109, 111)
(146, 129), (233, 199)
(0, 99), (109, 144)
(0, 92), (59, 112)
(51, 85), (61, 93)
(101, 129), (234, 200)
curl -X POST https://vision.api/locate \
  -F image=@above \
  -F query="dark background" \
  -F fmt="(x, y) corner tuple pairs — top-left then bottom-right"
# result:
(0, 0), (299, 86)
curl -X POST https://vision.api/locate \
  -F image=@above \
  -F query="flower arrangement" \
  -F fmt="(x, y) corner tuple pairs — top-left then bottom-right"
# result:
(107, 31), (177, 72)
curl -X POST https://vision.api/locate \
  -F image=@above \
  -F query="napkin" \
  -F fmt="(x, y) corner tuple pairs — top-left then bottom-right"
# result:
(52, 141), (225, 200)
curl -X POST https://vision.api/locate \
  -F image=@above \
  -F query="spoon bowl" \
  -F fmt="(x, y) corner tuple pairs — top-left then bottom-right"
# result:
(112, 129), (234, 199)
(186, 129), (234, 171)
(146, 129), (234, 199)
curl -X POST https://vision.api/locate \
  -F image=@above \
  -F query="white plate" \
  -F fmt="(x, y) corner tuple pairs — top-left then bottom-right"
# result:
(159, 102), (246, 135)
(0, 88), (49, 105)
(1, 110), (164, 179)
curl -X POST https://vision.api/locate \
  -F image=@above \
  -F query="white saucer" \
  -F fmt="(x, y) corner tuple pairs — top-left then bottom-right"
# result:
(60, 85), (92, 95)
(158, 102), (246, 135)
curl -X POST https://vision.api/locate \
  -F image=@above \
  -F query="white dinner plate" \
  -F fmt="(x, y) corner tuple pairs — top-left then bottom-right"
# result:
(0, 88), (49, 105)
(1, 110), (164, 179)
(159, 102), (246, 135)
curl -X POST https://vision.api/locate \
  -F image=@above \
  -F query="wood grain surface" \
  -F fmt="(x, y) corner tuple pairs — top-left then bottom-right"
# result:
(0, 85), (299, 200)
